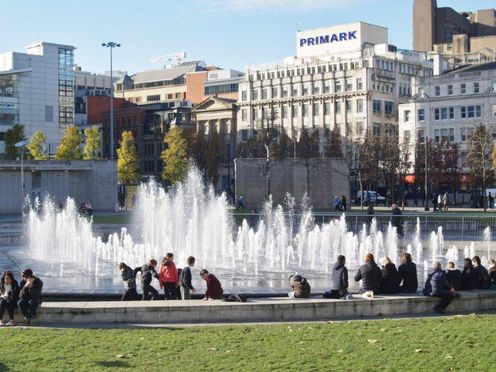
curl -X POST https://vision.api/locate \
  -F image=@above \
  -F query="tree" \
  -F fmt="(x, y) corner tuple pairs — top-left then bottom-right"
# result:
(296, 128), (321, 196)
(324, 128), (343, 158)
(378, 136), (400, 204)
(117, 130), (140, 185)
(161, 126), (189, 185)
(189, 127), (208, 173)
(270, 129), (293, 161)
(356, 135), (381, 205)
(27, 131), (47, 160)
(4, 124), (26, 160)
(205, 130), (226, 189)
(465, 123), (494, 211)
(83, 126), (102, 160)
(398, 137), (412, 209)
(55, 125), (83, 160)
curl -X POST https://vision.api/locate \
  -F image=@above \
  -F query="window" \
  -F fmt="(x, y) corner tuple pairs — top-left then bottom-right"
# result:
(303, 86), (309, 96)
(441, 108), (448, 120)
(447, 85), (453, 95)
(292, 88), (298, 97)
(147, 94), (160, 102)
(336, 102), (341, 114)
(241, 109), (247, 121)
(404, 110), (411, 122)
(272, 87), (278, 98)
(461, 84), (466, 94)
(45, 106), (53, 122)
(292, 106), (298, 118)
(373, 100), (381, 114)
(167, 94), (173, 99)
(435, 86), (440, 96)
(241, 90), (247, 101)
(282, 88), (288, 97)
(474, 82), (480, 93)
(356, 99), (363, 113)
(403, 130), (411, 143)
(418, 129), (425, 144)
(468, 106), (475, 118)
(324, 82), (331, 94)
(335, 81), (342, 93)
(356, 78), (363, 90)
(303, 104), (309, 117)
(252, 90), (258, 100)
(449, 107), (454, 119)
(262, 88), (268, 100)
(373, 123), (381, 137)
(241, 129), (248, 142)
(282, 106), (288, 119)
(313, 103), (319, 116)
(324, 102), (331, 115)
(476, 105), (482, 117)
(356, 122), (364, 135)
(435, 108), (440, 120)
(385, 101), (393, 115)
(449, 128), (454, 142)
(346, 79), (353, 91)
(461, 106), (466, 118)
(314, 84), (320, 95)
(346, 100), (352, 112)
(418, 109), (425, 121)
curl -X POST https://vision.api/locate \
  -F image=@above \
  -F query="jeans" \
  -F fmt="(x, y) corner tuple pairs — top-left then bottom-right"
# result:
(163, 282), (176, 300)
(121, 288), (138, 301)
(433, 292), (459, 311)
(17, 298), (39, 319)
(323, 289), (347, 299)
(0, 299), (16, 320)
(180, 287), (191, 300)
(140, 283), (159, 300)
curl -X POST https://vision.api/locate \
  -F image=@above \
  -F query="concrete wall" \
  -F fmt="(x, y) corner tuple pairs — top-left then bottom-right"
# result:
(235, 158), (349, 209)
(0, 160), (117, 214)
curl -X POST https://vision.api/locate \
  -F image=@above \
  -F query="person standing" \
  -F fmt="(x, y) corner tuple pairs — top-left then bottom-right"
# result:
(446, 262), (462, 291)
(134, 259), (159, 300)
(354, 253), (382, 295)
(159, 253), (179, 300)
(200, 269), (223, 300)
(179, 256), (196, 300)
(0, 271), (20, 326)
(391, 204), (404, 238)
(119, 263), (138, 301)
(380, 257), (400, 294)
(443, 192), (449, 211)
(423, 261), (460, 314)
(341, 195), (347, 211)
(398, 253), (418, 293)
(323, 255), (348, 299)
(489, 193), (495, 210)
(17, 269), (43, 324)
(238, 195), (245, 209)
(432, 193), (438, 212)
(333, 196), (341, 211)
(472, 256), (491, 289)
(437, 194), (443, 211)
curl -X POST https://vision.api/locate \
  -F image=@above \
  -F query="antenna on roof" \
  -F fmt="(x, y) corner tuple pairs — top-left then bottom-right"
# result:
(149, 52), (187, 68)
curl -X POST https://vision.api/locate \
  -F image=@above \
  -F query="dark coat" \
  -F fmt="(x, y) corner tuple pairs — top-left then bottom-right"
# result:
(490, 267), (496, 284)
(461, 265), (477, 290)
(354, 261), (382, 294)
(391, 207), (404, 237)
(446, 269), (462, 291)
(398, 262), (418, 291)
(366, 206), (375, 225)
(120, 266), (136, 290)
(205, 274), (223, 299)
(423, 269), (451, 296)
(134, 264), (159, 285)
(332, 262), (348, 292)
(19, 277), (43, 303)
(473, 265), (491, 289)
(179, 266), (194, 290)
(290, 275), (311, 298)
(381, 263), (400, 294)
(0, 279), (20, 303)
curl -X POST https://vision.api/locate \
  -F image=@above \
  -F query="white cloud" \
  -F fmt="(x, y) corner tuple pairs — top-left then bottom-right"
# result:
(193, 0), (362, 13)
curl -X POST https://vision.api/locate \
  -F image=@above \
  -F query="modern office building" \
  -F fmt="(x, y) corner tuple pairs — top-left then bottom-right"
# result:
(204, 69), (244, 100)
(398, 62), (496, 176)
(236, 22), (433, 149)
(413, 0), (496, 65)
(0, 42), (76, 153)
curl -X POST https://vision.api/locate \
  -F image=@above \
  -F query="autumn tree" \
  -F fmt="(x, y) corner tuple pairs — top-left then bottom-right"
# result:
(465, 123), (494, 211)
(296, 128), (321, 196)
(83, 126), (102, 160)
(324, 128), (343, 158)
(4, 124), (26, 160)
(356, 135), (381, 206)
(55, 125), (83, 160)
(117, 130), (140, 185)
(161, 126), (189, 185)
(270, 128), (293, 161)
(189, 127), (208, 173)
(27, 131), (47, 160)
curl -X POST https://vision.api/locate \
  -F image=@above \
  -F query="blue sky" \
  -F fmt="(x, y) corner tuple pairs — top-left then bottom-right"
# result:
(1, 0), (495, 74)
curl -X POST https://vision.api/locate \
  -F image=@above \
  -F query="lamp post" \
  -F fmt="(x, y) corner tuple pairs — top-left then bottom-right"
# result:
(15, 139), (29, 212)
(424, 134), (429, 211)
(101, 41), (120, 160)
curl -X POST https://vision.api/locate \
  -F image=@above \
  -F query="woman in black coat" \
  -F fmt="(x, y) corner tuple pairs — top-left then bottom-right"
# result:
(380, 257), (400, 294)
(460, 258), (477, 290)
(0, 271), (20, 326)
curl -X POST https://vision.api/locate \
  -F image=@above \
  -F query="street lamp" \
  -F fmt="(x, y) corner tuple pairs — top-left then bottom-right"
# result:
(101, 41), (120, 160)
(424, 134), (429, 211)
(15, 139), (29, 212)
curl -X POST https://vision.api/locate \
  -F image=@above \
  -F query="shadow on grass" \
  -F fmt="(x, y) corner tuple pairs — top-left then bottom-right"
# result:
(95, 361), (131, 368)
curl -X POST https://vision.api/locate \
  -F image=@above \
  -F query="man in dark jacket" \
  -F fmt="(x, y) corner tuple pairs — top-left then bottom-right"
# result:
(179, 256), (196, 300)
(200, 269), (223, 300)
(17, 269), (43, 324)
(391, 204), (404, 238)
(323, 255), (348, 299)
(446, 262), (462, 291)
(460, 258), (477, 290)
(472, 256), (491, 289)
(289, 274), (311, 299)
(423, 262), (460, 313)
(354, 253), (382, 294)
(134, 259), (159, 300)
(119, 262), (138, 301)
(398, 253), (418, 292)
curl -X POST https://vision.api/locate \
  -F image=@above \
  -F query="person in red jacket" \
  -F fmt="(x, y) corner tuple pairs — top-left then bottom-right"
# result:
(159, 253), (179, 300)
(200, 269), (223, 300)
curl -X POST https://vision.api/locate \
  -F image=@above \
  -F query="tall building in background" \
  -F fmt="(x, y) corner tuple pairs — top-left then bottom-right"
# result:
(413, 0), (496, 65)
(0, 42), (75, 153)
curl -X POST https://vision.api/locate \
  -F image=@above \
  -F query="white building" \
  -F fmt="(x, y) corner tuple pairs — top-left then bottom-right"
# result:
(399, 62), (496, 169)
(236, 22), (434, 148)
(0, 42), (76, 153)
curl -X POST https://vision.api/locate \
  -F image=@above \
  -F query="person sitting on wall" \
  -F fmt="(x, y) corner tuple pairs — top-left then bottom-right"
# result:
(446, 262), (462, 291)
(354, 253), (382, 295)
(134, 259), (160, 300)
(323, 255), (348, 299)
(17, 269), (43, 325)
(472, 256), (491, 290)
(0, 271), (20, 326)
(380, 257), (400, 294)
(489, 259), (496, 286)
(423, 261), (460, 314)
(460, 258), (477, 290)
(398, 253), (418, 293)
(289, 274), (311, 299)
(200, 269), (223, 300)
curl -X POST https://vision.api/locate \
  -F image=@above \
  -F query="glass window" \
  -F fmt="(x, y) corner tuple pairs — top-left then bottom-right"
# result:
(461, 106), (466, 118)
(476, 105), (482, 117)
(447, 85), (453, 95)
(303, 86), (309, 96)
(241, 109), (247, 121)
(313, 103), (319, 116)
(324, 82), (331, 94)
(404, 110), (411, 122)
(356, 78), (363, 90)
(335, 81), (341, 93)
(449, 107), (454, 119)
(292, 106), (298, 118)
(324, 102), (331, 115)
(373, 100), (381, 114)
(418, 109), (425, 121)
(434, 108), (440, 120)
(356, 99), (364, 113)
(441, 108), (448, 120)
(384, 101), (393, 115)
(241, 90), (247, 101)
(346, 79), (353, 91)
(346, 100), (352, 112)
(474, 82), (480, 93)
(262, 88), (268, 100)
(460, 84), (466, 94)
(336, 102), (341, 114)
(435, 86), (440, 96)
(303, 104), (309, 117)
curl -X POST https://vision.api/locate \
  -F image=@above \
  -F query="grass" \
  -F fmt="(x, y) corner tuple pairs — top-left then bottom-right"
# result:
(0, 314), (494, 371)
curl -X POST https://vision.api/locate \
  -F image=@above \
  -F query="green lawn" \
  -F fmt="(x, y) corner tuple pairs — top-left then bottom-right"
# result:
(0, 314), (494, 371)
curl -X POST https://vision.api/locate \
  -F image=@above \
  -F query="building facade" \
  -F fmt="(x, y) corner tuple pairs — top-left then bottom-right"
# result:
(204, 69), (244, 100)
(0, 42), (76, 153)
(237, 22), (433, 149)
(399, 62), (496, 173)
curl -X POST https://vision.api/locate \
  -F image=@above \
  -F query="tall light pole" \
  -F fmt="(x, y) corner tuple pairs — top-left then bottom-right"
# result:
(424, 135), (429, 211)
(102, 42), (120, 160)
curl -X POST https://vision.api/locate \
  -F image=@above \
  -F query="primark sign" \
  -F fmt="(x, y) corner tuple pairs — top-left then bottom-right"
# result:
(299, 31), (358, 48)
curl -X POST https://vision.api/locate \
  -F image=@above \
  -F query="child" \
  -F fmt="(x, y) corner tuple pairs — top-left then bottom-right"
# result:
(119, 263), (138, 301)
(289, 274), (311, 299)
(179, 256), (196, 300)
(134, 259), (159, 300)
(200, 269), (223, 300)
(159, 253), (179, 300)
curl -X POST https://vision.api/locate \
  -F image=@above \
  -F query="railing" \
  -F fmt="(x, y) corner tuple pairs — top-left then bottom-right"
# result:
(233, 213), (496, 241)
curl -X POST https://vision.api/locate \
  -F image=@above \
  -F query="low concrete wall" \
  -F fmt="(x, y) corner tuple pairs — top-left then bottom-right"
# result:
(31, 290), (496, 324)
